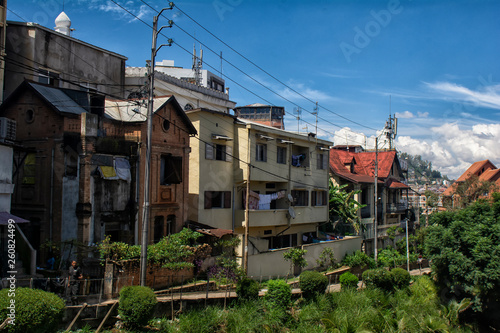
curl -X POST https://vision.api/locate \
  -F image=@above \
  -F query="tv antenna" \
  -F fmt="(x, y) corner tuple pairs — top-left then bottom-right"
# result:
(293, 107), (301, 133)
(312, 102), (319, 143)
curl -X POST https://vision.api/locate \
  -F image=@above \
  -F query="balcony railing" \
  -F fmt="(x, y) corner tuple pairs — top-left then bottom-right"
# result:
(386, 202), (408, 213)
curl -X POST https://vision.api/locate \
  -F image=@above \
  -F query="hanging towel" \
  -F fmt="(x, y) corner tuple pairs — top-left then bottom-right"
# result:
(98, 166), (119, 180)
(258, 194), (272, 210)
(115, 157), (131, 182)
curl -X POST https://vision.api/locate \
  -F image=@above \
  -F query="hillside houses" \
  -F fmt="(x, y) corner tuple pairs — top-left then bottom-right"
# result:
(329, 146), (417, 251)
(0, 10), (413, 278)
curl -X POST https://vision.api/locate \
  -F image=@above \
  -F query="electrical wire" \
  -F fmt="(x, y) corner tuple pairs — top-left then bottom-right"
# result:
(145, 0), (379, 132)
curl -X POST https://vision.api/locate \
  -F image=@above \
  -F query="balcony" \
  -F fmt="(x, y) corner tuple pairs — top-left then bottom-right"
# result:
(234, 206), (327, 229)
(359, 203), (383, 219)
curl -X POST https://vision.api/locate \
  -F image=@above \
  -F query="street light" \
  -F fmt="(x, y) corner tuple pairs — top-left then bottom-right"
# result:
(140, 2), (174, 287)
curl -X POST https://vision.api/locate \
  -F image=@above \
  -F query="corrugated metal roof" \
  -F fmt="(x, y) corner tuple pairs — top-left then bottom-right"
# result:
(29, 82), (87, 115)
(104, 97), (170, 122)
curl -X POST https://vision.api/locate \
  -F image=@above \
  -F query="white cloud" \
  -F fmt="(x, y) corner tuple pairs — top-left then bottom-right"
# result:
(396, 123), (500, 179)
(279, 81), (336, 103)
(425, 81), (500, 110)
(417, 111), (429, 118)
(395, 111), (414, 119)
(85, 0), (153, 23)
(327, 122), (500, 179)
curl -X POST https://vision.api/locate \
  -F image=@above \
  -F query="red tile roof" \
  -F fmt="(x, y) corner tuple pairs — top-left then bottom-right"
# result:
(456, 160), (497, 182)
(386, 178), (410, 189)
(479, 168), (500, 183)
(443, 159), (499, 196)
(330, 149), (401, 184)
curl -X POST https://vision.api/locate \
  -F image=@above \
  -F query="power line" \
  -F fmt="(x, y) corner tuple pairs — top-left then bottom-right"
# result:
(132, 1), (380, 146)
(150, 1), (378, 132)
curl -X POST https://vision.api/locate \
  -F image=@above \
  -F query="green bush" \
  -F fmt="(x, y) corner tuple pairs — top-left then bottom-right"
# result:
(390, 268), (411, 289)
(236, 277), (260, 300)
(0, 287), (65, 333)
(342, 250), (376, 269)
(362, 268), (393, 292)
(118, 286), (157, 328)
(339, 272), (359, 290)
(264, 279), (292, 309)
(299, 270), (328, 299)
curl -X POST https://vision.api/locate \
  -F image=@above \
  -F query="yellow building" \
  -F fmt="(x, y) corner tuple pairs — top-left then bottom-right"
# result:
(187, 108), (332, 265)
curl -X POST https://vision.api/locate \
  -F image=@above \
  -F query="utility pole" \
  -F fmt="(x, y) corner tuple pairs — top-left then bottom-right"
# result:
(313, 102), (318, 144)
(140, 3), (174, 287)
(374, 137), (378, 262)
(425, 183), (429, 227)
(385, 114), (398, 150)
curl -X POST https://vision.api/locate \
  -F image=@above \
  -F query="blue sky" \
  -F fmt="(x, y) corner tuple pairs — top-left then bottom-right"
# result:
(7, 0), (500, 178)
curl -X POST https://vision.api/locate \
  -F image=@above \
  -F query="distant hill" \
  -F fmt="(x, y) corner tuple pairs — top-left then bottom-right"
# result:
(399, 152), (449, 184)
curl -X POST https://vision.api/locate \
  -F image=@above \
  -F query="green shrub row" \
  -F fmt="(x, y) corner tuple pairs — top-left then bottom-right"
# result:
(118, 285), (157, 328)
(362, 267), (410, 292)
(0, 288), (65, 333)
(299, 270), (328, 299)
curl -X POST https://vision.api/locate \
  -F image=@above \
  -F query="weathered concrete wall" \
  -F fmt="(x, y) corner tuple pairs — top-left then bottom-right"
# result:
(5, 23), (126, 99)
(302, 236), (363, 271)
(247, 236), (363, 277)
(0, 145), (14, 212)
(61, 176), (79, 241)
(103, 260), (195, 298)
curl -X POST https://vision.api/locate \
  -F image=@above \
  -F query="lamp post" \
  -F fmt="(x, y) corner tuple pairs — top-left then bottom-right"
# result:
(140, 3), (174, 287)
(405, 218), (410, 272)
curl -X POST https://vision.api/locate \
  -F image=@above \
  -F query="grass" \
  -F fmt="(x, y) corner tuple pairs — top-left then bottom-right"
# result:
(64, 276), (477, 332)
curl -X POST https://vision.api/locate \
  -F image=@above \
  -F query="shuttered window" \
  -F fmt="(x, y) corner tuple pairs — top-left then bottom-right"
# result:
(312, 190), (327, 206)
(317, 153), (328, 170)
(160, 155), (182, 185)
(204, 191), (232, 209)
(206, 143), (232, 162)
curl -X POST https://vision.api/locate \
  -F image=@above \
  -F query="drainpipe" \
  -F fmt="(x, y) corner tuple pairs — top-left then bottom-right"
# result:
(231, 183), (236, 232)
(243, 127), (251, 274)
(50, 147), (54, 242)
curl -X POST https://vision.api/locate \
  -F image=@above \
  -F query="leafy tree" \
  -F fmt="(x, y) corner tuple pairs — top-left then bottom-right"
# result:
(424, 189), (440, 208)
(424, 197), (500, 322)
(283, 248), (307, 276)
(329, 180), (365, 234)
(98, 228), (209, 270)
(446, 175), (499, 209)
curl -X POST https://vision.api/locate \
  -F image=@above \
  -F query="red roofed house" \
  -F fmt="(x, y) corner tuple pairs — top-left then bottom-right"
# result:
(443, 160), (500, 206)
(329, 146), (413, 252)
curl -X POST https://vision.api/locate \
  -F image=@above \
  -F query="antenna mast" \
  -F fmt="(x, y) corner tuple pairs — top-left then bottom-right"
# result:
(312, 102), (319, 143)
(294, 107), (301, 133)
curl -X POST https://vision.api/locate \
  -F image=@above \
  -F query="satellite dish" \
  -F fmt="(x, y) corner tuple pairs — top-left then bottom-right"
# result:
(288, 206), (296, 219)
(287, 194), (294, 202)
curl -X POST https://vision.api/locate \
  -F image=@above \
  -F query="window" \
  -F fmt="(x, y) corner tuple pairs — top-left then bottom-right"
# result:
(205, 143), (232, 162)
(317, 153), (328, 170)
(256, 143), (267, 162)
(153, 216), (164, 243)
(312, 190), (327, 206)
(277, 146), (287, 164)
(160, 155), (182, 185)
(22, 153), (36, 185)
(267, 233), (297, 249)
(38, 69), (59, 87)
(291, 190), (309, 206)
(204, 191), (231, 209)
